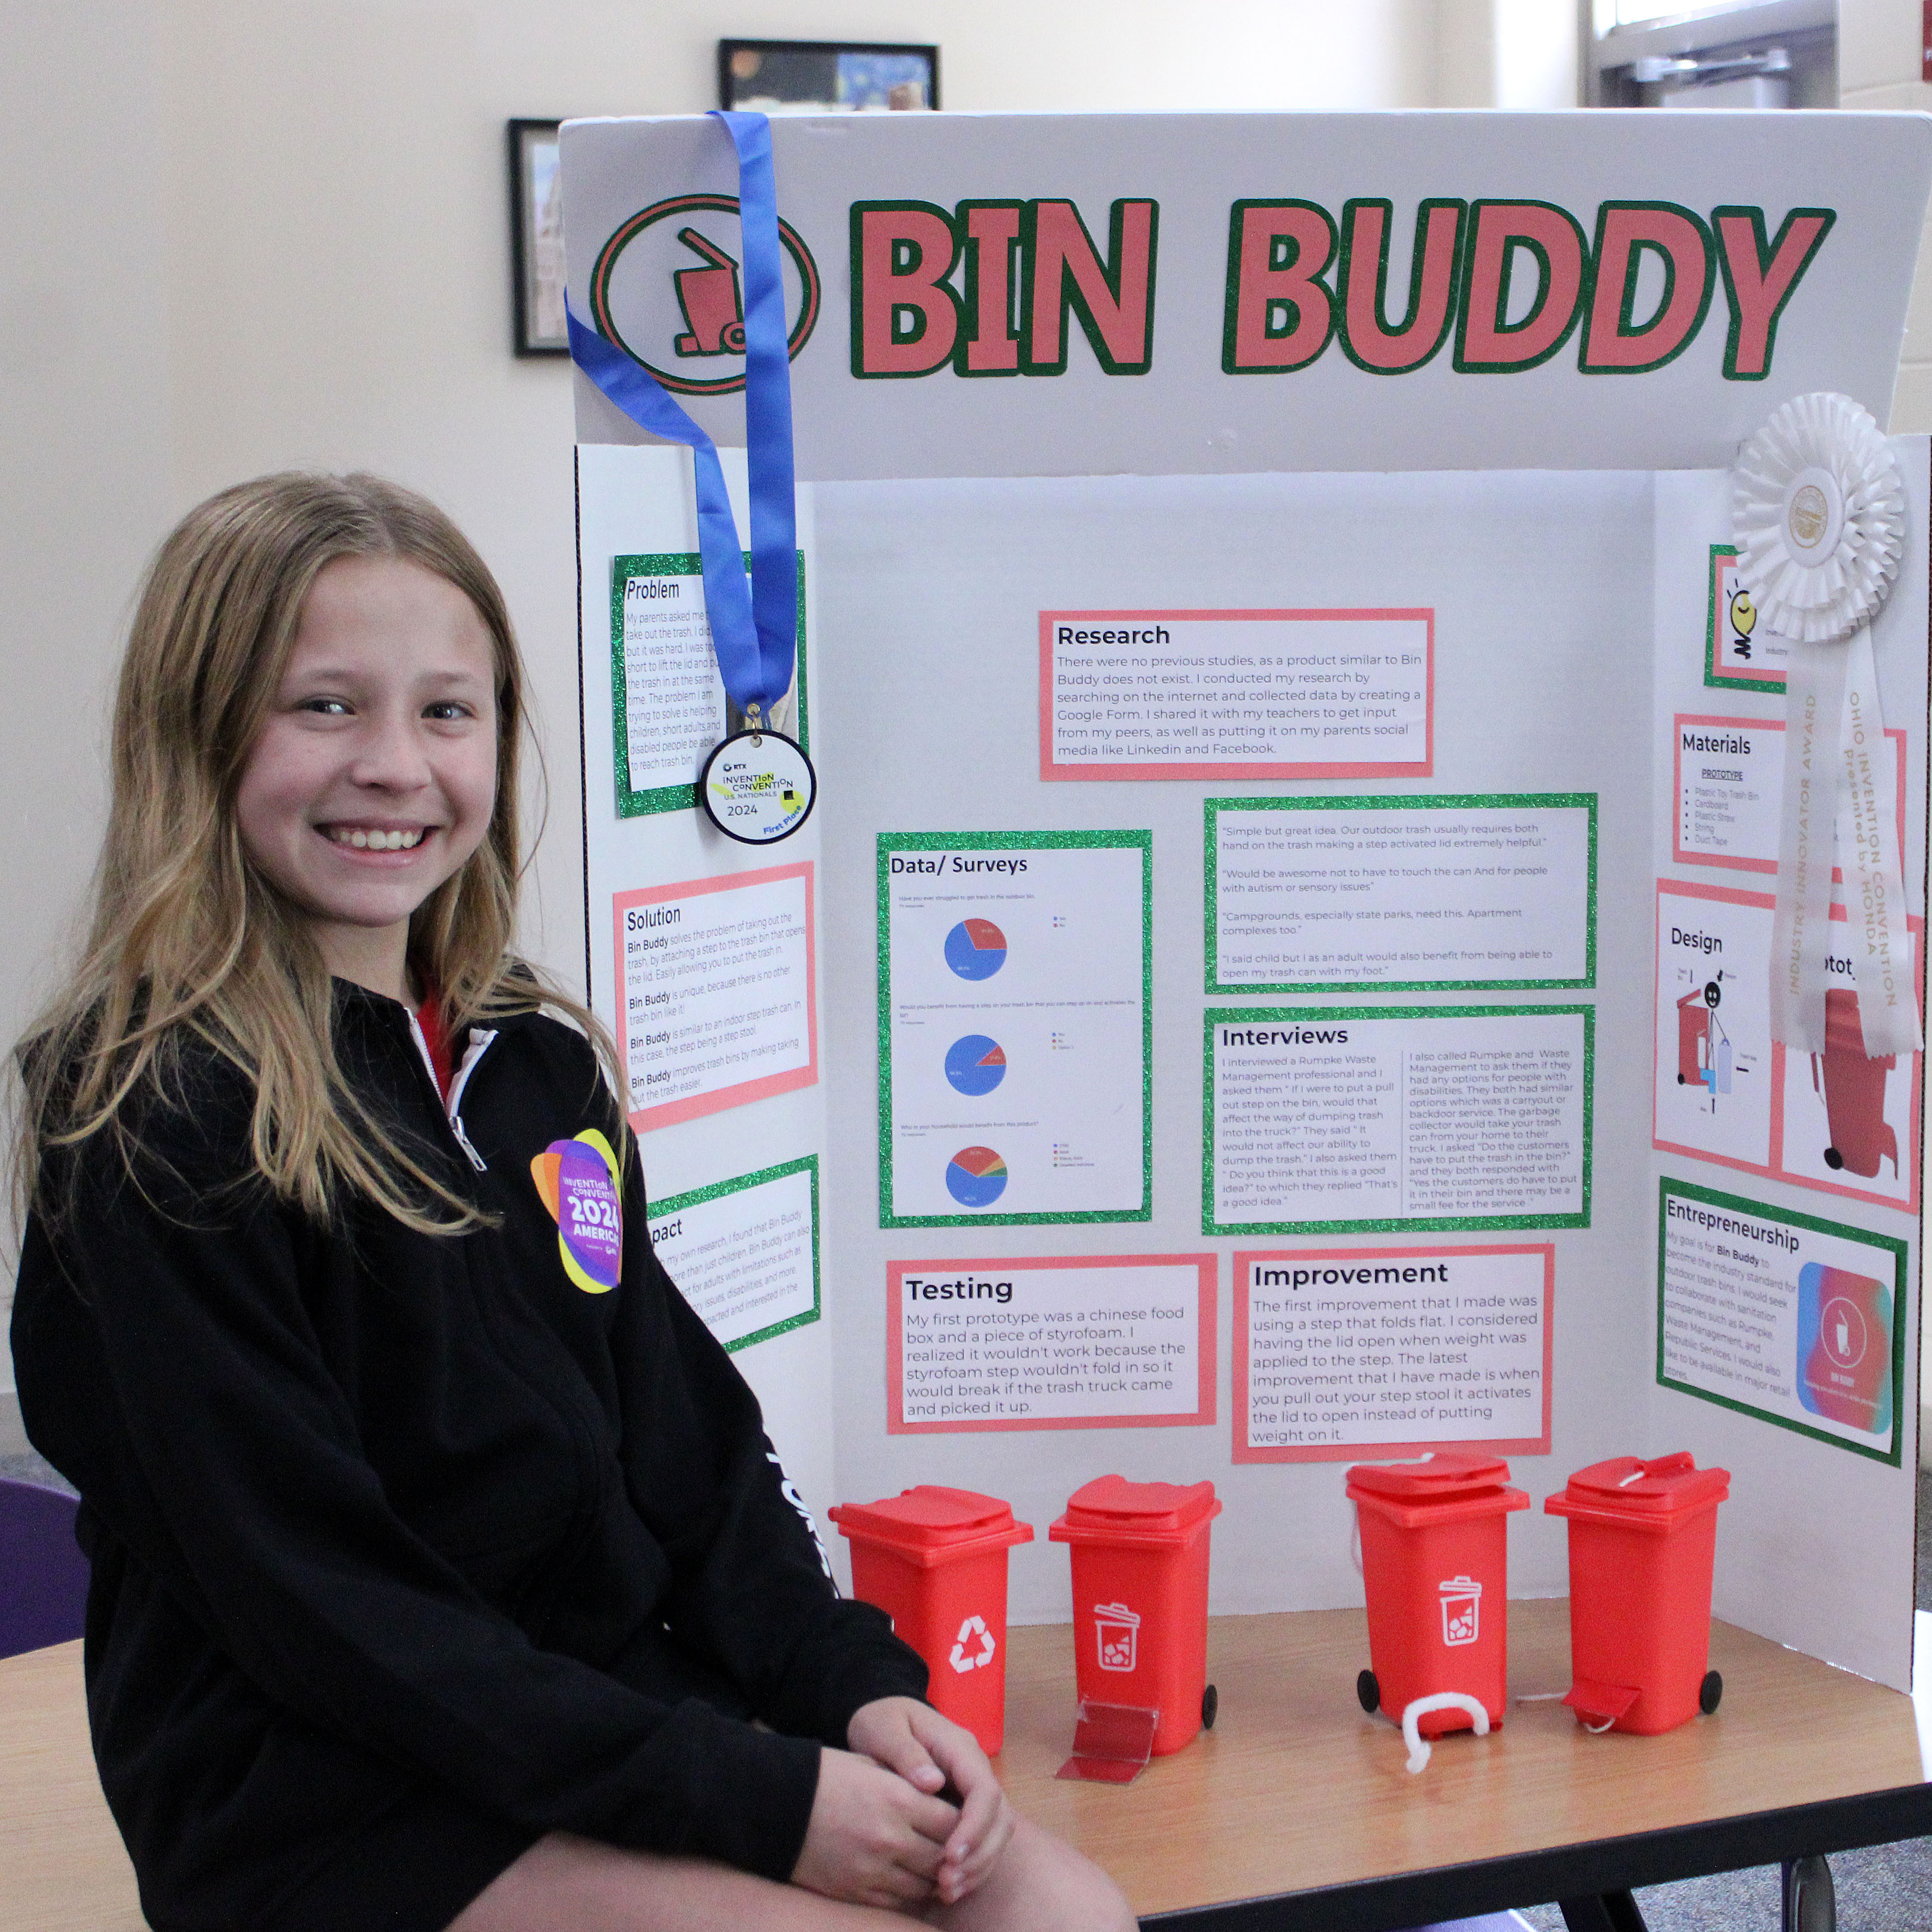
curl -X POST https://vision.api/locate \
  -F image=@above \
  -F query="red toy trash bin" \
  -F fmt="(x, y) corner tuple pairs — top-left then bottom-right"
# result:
(1811, 987), (1898, 1179)
(1676, 988), (1708, 1087)
(1346, 1452), (1529, 1738)
(1048, 1475), (1222, 1755)
(1544, 1451), (1729, 1735)
(829, 1486), (1034, 1754)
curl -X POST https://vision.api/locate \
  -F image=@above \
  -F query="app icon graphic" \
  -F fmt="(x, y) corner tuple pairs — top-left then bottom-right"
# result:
(1798, 1261), (1893, 1434)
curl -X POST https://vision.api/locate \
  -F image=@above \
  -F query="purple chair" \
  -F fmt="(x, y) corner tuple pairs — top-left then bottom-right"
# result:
(0, 1476), (89, 1659)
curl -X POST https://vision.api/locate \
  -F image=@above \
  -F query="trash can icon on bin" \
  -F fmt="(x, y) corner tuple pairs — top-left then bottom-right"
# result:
(829, 1485), (1034, 1754)
(1439, 1575), (1482, 1647)
(1049, 1475), (1222, 1756)
(1093, 1602), (1140, 1672)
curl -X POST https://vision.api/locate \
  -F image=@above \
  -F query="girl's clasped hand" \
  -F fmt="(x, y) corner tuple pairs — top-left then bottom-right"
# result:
(807, 1697), (1015, 1912)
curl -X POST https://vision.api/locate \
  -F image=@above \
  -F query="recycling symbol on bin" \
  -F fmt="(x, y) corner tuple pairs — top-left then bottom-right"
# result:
(949, 1614), (997, 1674)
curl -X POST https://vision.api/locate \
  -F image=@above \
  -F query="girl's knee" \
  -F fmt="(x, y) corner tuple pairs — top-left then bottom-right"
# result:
(939, 1816), (1135, 1932)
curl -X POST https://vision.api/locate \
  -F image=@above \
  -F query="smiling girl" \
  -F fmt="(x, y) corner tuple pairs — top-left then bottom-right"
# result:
(9, 473), (1130, 1932)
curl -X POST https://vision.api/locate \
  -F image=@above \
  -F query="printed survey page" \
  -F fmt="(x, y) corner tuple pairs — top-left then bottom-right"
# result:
(880, 833), (1150, 1225)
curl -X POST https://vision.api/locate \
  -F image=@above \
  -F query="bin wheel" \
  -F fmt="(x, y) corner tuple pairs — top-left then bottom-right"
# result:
(1699, 1670), (1723, 1715)
(1202, 1684), (1218, 1730)
(1356, 1669), (1380, 1714)
(1824, 1147), (1844, 1171)
(1677, 1073), (1687, 1084)
(724, 322), (747, 353)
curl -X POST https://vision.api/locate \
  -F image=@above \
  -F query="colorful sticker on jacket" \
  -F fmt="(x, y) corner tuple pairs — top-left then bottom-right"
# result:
(531, 1129), (623, 1293)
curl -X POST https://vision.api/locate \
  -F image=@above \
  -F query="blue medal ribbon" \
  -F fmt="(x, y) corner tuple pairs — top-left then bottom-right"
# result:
(566, 109), (799, 724)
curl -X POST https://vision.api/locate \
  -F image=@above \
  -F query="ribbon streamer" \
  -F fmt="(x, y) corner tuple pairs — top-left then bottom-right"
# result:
(1838, 628), (1919, 1055)
(565, 109), (798, 724)
(1734, 394), (1917, 1060)
(1769, 638), (1848, 1053)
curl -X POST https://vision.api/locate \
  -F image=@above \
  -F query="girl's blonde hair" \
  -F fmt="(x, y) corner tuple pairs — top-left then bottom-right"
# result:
(19, 470), (615, 1235)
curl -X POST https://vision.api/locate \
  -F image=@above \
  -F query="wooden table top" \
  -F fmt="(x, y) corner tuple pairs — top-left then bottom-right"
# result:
(0, 1602), (1923, 1931)
(0, 1641), (143, 1932)
(993, 1601), (1928, 1922)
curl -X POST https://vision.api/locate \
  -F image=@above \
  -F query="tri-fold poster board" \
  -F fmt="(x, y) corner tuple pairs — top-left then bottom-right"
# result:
(561, 109), (1932, 1698)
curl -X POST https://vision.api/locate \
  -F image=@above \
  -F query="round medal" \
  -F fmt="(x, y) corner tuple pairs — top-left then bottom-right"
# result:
(700, 727), (817, 844)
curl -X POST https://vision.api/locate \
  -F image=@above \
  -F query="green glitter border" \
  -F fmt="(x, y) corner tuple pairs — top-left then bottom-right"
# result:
(610, 551), (810, 819)
(1656, 1175), (1905, 1467)
(1202, 1002), (1595, 1235)
(877, 829), (1154, 1228)
(646, 1155), (820, 1353)
(1203, 792), (1598, 994)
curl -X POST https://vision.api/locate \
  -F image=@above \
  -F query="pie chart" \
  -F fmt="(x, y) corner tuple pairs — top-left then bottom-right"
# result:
(945, 918), (1008, 981)
(945, 1034), (1007, 1096)
(946, 1145), (1008, 1208)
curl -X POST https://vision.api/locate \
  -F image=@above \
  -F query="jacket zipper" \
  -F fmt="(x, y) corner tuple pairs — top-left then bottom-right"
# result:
(445, 1031), (498, 1171)
(406, 1015), (497, 1172)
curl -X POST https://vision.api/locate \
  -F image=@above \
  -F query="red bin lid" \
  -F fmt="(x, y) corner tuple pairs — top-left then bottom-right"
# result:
(829, 1485), (1033, 1555)
(1548, 1451), (1729, 1518)
(1345, 1449), (1515, 1505)
(1063, 1473), (1219, 1531)
(1048, 1473), (1221, 1543)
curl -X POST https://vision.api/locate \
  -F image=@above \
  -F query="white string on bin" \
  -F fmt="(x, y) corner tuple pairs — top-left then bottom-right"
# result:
(1400, 1692), (1489, 1774)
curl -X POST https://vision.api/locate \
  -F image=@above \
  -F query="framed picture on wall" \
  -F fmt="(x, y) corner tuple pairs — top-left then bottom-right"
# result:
(718, 39), (939, 115)
(508, 118), (568, 356)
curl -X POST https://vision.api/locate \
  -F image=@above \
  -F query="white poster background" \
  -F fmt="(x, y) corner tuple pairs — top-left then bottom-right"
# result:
(569, 320), (1932, 1691)
(578, 446), (837, 1537)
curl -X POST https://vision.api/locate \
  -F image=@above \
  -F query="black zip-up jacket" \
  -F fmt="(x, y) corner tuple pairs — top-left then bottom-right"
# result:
(10, 983), (926, 1932)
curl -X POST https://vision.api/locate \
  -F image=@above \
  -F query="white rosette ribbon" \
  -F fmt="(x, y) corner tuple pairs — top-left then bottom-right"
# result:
(1731, 393), (1918, 1060)
(1732, 391), (1903, 645)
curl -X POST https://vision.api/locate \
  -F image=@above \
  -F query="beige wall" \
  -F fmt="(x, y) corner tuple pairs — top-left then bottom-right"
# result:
(1436, 0), (1581, 109)
(1840, 0), (1932, 429)
(0, 5), (176, 1445)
